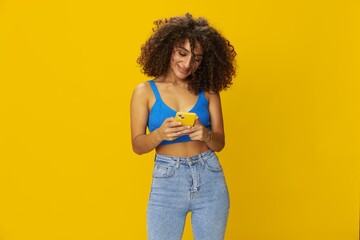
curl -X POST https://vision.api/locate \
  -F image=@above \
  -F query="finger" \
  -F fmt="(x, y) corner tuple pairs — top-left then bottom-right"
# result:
(164, 125), (189, 135)
(194, 117), (200, 125)
(163, 118), (182, 128)
(188, 131), (201, 139)
(166, 128), (192, 140)
(176, 127), (193, 135)
(171, 125), (191, 132)
(169, 121), (183, 127)
(164, 117), (175, 123)
(194, 117), (204, 127)
(188, 130), (198, 137)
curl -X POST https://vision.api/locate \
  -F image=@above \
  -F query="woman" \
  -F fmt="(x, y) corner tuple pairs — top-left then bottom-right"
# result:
(130, 13), (236, 240)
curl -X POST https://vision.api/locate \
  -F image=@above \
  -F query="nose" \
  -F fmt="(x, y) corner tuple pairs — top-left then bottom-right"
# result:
(183, 55), (193, 69)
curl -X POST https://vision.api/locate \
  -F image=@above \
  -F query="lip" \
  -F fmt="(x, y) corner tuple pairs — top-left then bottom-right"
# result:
(177, 65), (191, 75)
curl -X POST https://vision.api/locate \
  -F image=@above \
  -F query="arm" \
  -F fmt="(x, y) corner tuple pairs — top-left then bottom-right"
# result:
(130, 83), (191, 155)
(130, 83), (160, 155)
(206, 92), (225, 151)
(188, 92), (225, 152)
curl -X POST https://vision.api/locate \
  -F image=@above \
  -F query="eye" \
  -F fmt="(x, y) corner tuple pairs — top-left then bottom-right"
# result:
(178, 50), (187, 56)
(194, 57), (202, 63)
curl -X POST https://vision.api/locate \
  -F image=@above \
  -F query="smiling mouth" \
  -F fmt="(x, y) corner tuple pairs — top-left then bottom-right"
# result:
(178, 66), (191, 75)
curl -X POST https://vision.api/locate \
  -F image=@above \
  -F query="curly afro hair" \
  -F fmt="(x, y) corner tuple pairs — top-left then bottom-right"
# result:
(137, 13), (237, 94)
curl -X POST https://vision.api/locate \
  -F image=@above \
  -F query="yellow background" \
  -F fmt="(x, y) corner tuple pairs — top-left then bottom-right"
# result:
(0, 0), (359, 239)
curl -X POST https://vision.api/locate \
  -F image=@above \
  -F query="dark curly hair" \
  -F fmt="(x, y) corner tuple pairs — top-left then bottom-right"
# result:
(137, 13), (236, 94)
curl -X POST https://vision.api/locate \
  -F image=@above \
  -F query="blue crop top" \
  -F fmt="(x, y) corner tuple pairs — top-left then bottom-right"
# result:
(147, 80), (211, 146)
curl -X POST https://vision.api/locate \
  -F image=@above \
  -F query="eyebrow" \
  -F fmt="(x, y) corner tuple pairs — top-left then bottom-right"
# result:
(178, 46), (203, 57)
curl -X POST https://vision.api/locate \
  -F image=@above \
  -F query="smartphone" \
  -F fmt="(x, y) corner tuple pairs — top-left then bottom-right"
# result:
(174, 112), (197, 126)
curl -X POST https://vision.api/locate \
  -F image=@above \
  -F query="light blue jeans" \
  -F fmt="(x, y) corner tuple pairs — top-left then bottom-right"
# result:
(147, 150), (230, 240)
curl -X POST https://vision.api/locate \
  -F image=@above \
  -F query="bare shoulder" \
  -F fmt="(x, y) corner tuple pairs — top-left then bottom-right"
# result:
(133, 81), (151, 94)
(204, 91), (220, 102)
(132, 81), (154, 100)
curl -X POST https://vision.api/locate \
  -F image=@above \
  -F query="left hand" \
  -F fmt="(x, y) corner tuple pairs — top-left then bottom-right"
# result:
(188, 117), (211, 142)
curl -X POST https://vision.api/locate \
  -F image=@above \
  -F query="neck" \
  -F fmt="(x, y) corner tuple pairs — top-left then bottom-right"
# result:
(162, 70), (188, 86)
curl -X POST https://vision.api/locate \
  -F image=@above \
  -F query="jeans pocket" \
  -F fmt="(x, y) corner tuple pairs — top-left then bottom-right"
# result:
(152, 163), (176, 178)
(204, 155), (223, 172)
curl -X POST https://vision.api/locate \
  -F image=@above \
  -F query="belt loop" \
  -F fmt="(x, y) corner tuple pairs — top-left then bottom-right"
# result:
(199, 154), (205, 166)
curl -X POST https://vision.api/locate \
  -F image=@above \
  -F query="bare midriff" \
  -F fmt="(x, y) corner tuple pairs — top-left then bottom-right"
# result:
(155, 141), (209, 158)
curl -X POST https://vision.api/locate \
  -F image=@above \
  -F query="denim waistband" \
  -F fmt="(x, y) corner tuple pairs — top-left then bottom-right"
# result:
(155, 150), (214, 164)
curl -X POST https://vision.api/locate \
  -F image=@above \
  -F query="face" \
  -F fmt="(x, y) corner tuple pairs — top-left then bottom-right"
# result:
(169, 39), (203, 79)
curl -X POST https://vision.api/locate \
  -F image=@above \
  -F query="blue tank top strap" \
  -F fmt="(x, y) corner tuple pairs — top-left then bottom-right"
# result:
(199, 89), (205, 99)
(147, 80), (211, 146)
(148, 80), (160, 100)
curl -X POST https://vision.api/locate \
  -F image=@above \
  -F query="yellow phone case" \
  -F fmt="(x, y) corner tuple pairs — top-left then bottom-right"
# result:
(174, 112), (197, 126)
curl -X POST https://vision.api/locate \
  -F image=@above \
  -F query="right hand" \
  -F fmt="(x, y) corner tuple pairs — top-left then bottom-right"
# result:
(157, 117), (191, 141)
